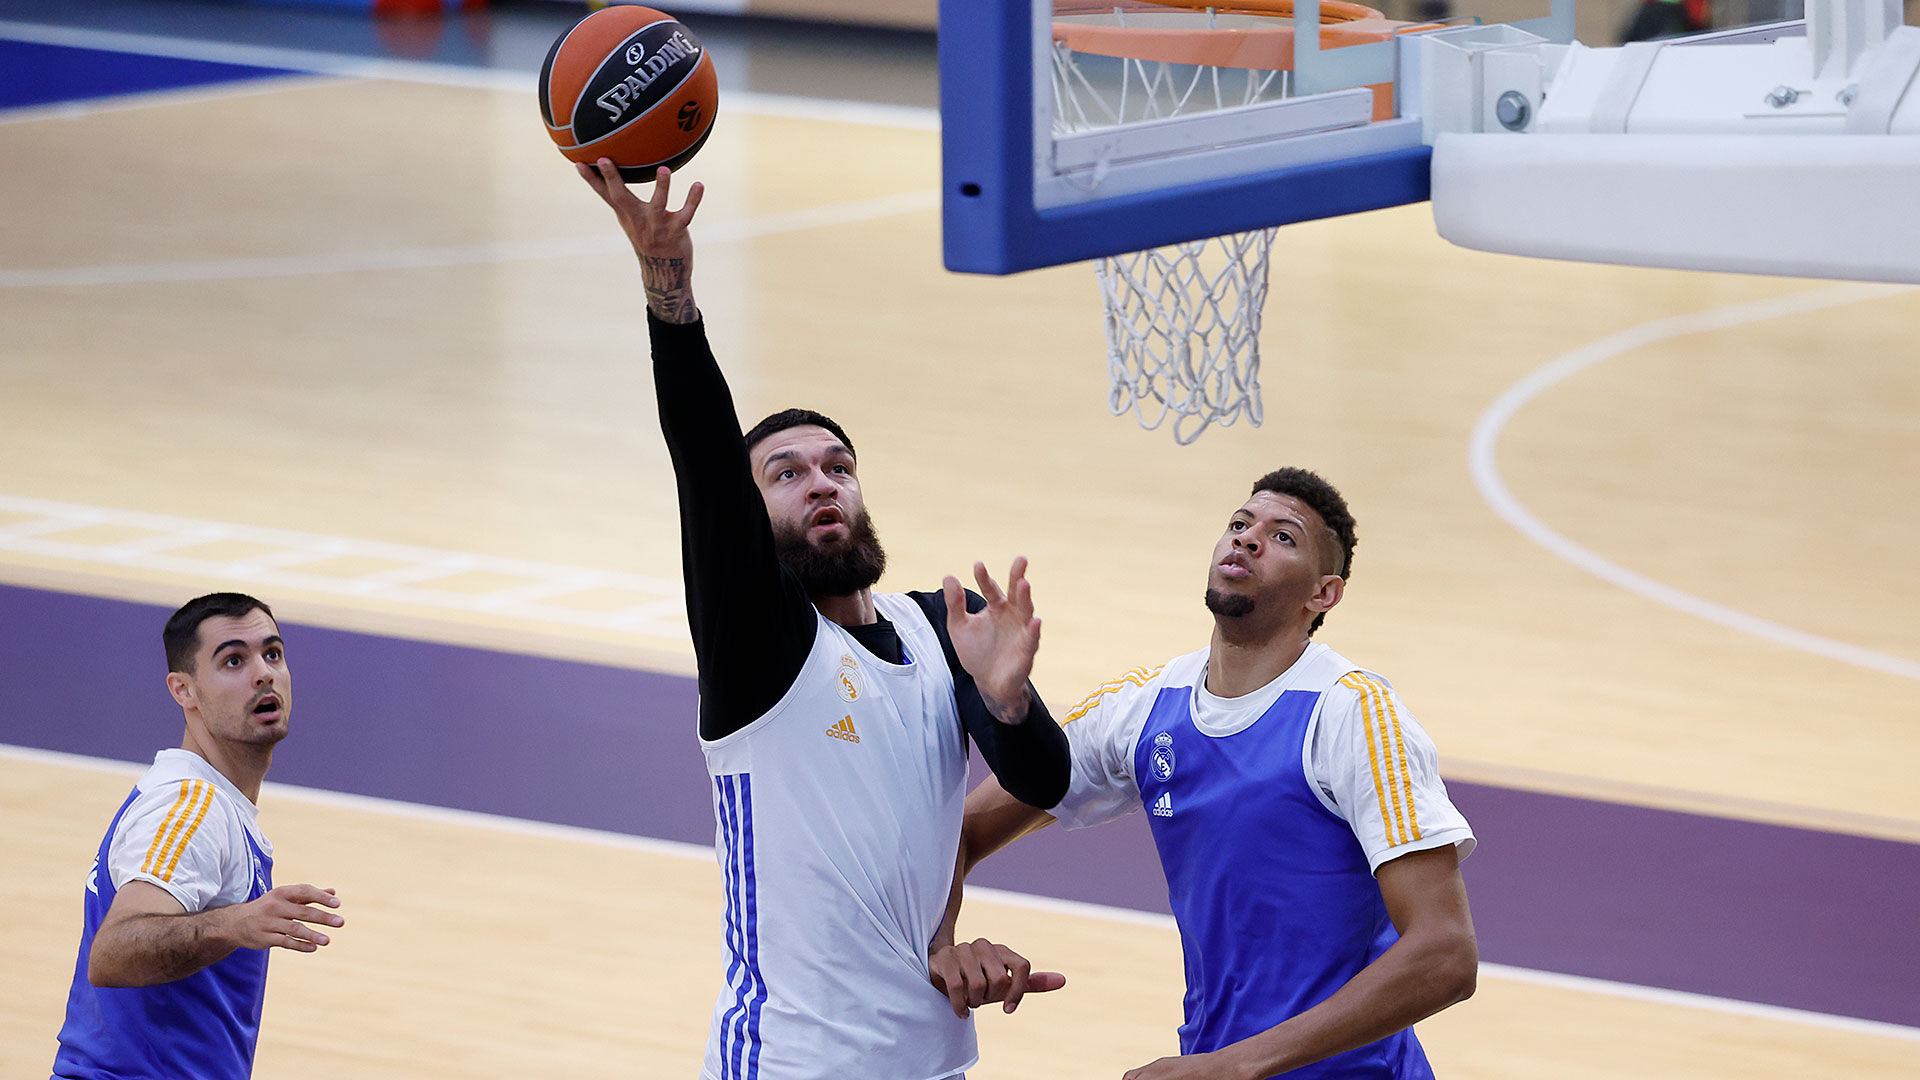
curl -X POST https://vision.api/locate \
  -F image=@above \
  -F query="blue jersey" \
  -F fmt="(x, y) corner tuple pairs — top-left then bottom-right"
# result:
(54, 753), (275, 1080)
(1139, 684), (1432, 1077)
(1052, 645), (1475, 1079)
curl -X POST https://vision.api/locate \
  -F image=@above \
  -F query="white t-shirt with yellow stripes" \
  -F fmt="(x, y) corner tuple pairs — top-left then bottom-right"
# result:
(107, 749), (272, 913)
(1050, 641), (1475, 873)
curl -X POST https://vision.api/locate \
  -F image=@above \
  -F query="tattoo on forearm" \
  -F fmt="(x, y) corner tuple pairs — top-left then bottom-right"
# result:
(641, 255), (699, 324)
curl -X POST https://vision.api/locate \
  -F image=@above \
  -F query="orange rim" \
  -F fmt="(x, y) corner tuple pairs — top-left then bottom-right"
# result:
(1053, 2), (1439, 72)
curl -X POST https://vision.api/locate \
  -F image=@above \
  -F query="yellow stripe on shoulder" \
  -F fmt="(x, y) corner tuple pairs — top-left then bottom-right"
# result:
(142, 779), (196, 876)
(1063, 664), (1165, 724)
(160, 783), (217, 882)
(149, 780), (210, 882)
(1343, 672), (1424, 845)
(1340, 674), (1396, 846)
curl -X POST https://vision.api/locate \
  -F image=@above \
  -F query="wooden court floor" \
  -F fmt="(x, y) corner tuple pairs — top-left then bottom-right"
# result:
(2, 48), (1917, 1080)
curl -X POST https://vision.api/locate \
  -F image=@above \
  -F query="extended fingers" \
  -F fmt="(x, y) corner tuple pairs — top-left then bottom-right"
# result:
(942, 575), (965, 630)
(972, 561), (1006, 605)
(273, 883), (340, 907)
(678, 180), (705, 223)
(274, 920), (329, 950)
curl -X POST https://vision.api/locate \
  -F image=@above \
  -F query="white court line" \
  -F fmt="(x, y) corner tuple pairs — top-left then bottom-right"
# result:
(1468, 283), (1920, 683)
(9, 738), (1920, 1045)
(0, 18), (940, 130)
(0, 492), (689, 638)
(0, 187), (939, 287)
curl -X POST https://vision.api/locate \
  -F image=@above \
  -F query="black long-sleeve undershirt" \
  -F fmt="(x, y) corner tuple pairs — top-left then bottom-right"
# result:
(649, 313), (1069, 809)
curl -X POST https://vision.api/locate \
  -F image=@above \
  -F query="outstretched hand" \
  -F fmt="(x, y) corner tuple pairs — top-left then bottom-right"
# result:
(928, 936), (1067, 1018)
(943, 557), (1041, 724)
(577, 160), (702, 261)
(223, 884), (343, 953)
(576, 160), (703, 322)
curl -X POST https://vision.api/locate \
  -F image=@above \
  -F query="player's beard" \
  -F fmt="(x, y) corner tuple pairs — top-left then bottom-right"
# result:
(1203, 587), (1256, 618)
(774, 509), (888, 597)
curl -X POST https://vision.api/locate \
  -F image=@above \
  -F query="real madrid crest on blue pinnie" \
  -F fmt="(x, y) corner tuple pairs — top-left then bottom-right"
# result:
(1151, 731), (1176, 781)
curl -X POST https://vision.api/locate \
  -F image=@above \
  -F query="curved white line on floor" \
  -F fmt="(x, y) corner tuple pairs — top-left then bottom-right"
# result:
(0, 188), (939, 287)
(1469, 281), (1920, 682)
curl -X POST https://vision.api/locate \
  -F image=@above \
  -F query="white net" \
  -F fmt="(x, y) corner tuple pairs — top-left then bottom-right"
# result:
(1053, 5), (1296, 444)
(1096, 230), (1275, 444)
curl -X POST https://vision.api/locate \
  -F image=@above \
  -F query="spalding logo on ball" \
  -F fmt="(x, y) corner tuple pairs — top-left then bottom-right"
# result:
(539, 6), (718, 181)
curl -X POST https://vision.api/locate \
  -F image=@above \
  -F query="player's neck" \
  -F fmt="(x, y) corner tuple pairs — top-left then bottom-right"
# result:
(179, 728), (272, 804)
(814, 588), (877, 629)
(1205, 622), (1309, 698)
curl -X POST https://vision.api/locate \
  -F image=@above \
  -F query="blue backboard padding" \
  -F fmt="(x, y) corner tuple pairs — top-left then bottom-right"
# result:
(939, 0), (1432, 274)
(0, 38), (302, 111)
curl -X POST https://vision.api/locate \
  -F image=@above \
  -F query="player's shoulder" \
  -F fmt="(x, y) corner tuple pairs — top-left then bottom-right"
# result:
(122, 752), (250, 833)
(1063, 648), (1202, 723)
(1296, 642), (1396, 702)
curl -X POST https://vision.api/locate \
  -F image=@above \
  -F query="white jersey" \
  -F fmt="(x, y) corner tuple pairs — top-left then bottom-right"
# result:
(105, 749), (273, 911)
(1051, 642), (1475, 872)
(698, 592), (976, 1080)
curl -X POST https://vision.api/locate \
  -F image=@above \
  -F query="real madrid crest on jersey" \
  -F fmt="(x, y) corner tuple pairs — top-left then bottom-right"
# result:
(836, 654), (864, 703)
(1151, 731), (1176, 781)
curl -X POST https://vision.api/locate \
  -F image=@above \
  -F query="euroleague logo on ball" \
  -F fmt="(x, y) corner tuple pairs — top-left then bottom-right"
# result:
(598, 28), (702, 123)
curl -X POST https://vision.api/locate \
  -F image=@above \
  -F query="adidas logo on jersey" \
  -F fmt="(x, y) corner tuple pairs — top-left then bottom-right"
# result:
(1151, 791), (1173, 817)
(826, 716), (861, 744)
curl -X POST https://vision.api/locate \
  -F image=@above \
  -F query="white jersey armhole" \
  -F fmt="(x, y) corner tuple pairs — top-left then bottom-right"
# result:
(698, 613), (827, 749)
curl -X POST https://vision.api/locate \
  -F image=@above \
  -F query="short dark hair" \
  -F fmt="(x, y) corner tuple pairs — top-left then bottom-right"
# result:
(1250, 468), (1356, 634)
(164, 593), (275, 674)
(743, 408), (855, 458)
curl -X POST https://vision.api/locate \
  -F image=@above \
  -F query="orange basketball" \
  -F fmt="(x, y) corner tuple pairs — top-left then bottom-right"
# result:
(538, 6), (718, 181)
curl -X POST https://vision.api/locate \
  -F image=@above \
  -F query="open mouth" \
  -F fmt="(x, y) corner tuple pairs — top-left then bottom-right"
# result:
(809, 507), (845, 530)
(1218, 554), (1252, 579)
(251, 695), (282, 718)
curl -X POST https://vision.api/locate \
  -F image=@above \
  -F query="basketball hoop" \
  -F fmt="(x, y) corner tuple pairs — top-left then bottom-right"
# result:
(1052, 0), (1412, 443)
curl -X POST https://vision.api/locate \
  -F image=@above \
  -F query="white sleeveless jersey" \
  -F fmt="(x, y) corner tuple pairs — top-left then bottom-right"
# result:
(698, 591), (976, 1080)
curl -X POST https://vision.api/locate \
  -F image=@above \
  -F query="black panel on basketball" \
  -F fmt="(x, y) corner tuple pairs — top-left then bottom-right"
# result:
(571, 22), (705, 146)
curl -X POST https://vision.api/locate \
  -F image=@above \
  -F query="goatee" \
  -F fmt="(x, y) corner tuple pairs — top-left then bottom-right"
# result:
(1204, 587), (1255, 618)
(774, 510), (888, 596)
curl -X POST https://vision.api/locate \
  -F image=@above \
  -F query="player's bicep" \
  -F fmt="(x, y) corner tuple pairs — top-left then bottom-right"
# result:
(1376, 844), (1473, 939)
(103, 879), (189, 923)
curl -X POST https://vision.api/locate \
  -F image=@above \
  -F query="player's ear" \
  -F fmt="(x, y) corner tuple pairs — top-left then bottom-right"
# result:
(166, 671), (195, 711)
(1308, 575), (1345, 614)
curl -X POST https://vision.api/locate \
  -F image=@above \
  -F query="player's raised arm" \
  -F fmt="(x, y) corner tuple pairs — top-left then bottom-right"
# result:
(578, 160), (703, 323)
(578, 164), (814, 743)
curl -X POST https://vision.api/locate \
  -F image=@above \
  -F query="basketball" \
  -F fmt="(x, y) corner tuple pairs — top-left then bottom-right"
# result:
(538, 6), (718, 181)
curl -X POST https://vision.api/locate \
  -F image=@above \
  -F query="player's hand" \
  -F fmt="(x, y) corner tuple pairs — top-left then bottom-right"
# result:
(928, 937), (1066, 1018)
(942, 557), (1042, 724)
(1122, 1051), (1244, 1080)
(220, 884), (343, 953)
(577, 159), (703, 264)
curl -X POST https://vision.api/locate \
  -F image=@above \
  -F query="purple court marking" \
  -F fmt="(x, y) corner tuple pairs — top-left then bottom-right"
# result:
(5, 582), (1917, 1028)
